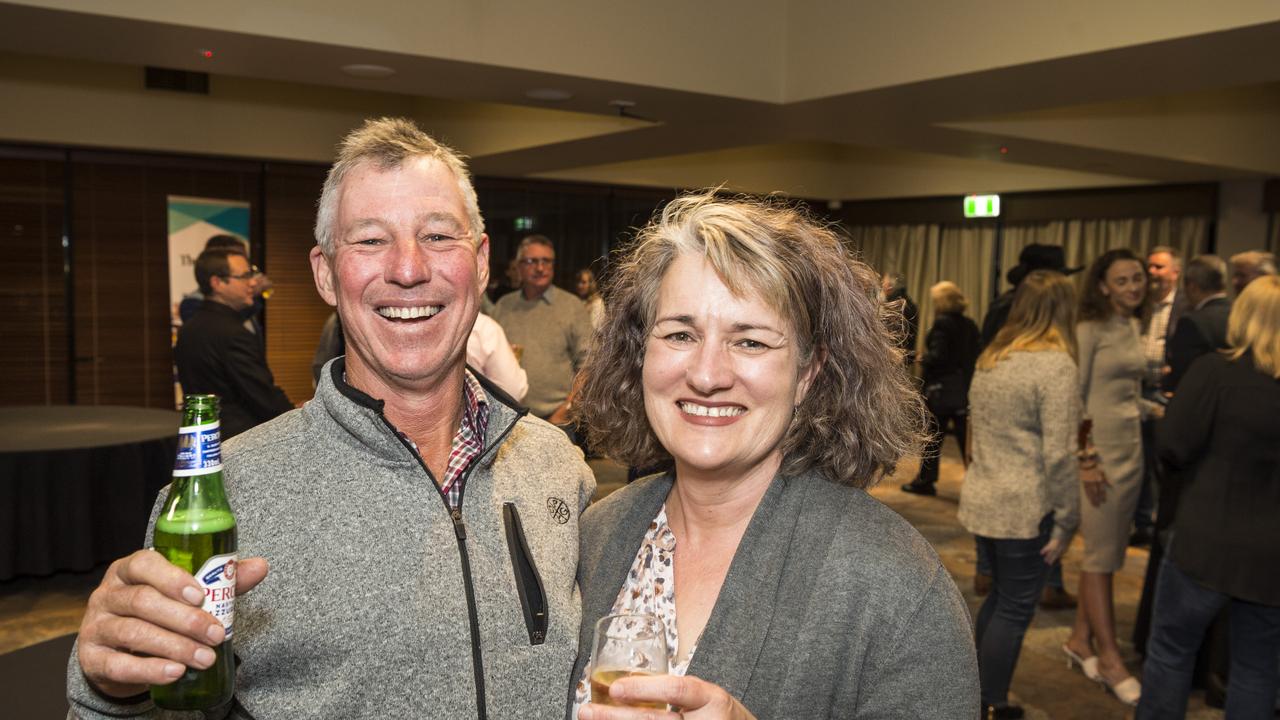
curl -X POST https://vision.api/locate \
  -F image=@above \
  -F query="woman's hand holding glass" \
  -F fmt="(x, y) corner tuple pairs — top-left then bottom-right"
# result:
(587, 614), (669, 711)
(580, 673), (757, 720)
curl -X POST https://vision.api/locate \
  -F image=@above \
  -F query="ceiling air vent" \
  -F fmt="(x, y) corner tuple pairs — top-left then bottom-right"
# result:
(144, 66), (209, 94)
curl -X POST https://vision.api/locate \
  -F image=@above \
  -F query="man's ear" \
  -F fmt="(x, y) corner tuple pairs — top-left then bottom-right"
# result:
(475, 233), (491, 296)
(207, 274), (227, 300)
(310, 246), (338, 307)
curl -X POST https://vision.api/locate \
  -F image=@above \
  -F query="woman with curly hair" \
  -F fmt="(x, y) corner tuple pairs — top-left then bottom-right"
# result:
(570, 192), (978, 719)
(1062, 248), (1155, 707)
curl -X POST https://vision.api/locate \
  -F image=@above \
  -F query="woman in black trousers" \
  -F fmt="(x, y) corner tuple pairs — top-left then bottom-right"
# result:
(903, 281), (980, 495)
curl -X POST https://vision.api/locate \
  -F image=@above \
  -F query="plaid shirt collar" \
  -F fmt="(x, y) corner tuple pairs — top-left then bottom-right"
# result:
(435, 370), (490, 508)
(350, 369), (490, 509)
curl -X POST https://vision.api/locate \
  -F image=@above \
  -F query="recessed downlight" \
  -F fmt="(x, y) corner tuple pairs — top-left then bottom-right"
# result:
(525, 88), (573, 101)
(341, 64), (396, 78)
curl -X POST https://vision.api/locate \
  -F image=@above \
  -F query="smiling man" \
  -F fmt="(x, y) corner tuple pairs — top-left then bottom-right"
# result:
(68, 118), (594, 719)
(173, 248), (292, 439)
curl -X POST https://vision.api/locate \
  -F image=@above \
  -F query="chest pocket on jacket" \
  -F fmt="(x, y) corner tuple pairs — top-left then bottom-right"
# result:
(503, 502), (548, 645)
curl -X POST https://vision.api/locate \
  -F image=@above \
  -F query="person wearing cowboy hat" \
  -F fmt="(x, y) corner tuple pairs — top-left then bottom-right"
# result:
(980, 244), (1083, 348)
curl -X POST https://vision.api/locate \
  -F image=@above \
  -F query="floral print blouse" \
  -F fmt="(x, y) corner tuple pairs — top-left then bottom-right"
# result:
(571, 504), (695, 716)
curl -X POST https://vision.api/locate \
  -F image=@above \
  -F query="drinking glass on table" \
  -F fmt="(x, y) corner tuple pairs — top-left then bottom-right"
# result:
(589, 613), (669, 709)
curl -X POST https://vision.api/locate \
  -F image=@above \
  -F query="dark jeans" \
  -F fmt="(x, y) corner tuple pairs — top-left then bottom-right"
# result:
(913, 409), (966, 487)
(974, 514), (1054, 706)
(977, 537), (1063, 590)
(1137, 555), (1280, 719)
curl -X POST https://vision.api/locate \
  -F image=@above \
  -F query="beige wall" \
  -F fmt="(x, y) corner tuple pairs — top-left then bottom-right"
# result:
(944, 84), (1280, 176)
(784, 0), (1280, 101)
(0, 51), (644, 162)
(22, 0), (1280, 103)
(7, 0), (788, 102)
(536, 140), (1140, 200)
(1216, 179), (1270, 259)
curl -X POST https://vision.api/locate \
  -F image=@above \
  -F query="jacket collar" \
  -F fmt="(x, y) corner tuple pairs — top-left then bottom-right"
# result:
(199, 298), (244, 319)
(314, 357), (528, 464)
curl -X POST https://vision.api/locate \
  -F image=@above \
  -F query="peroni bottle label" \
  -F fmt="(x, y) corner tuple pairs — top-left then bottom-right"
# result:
(174, 421), (222, 476)
(195, 552), (237, 638)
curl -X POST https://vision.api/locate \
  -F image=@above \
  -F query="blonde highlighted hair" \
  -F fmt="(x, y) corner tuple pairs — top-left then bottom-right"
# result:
(977, 270), (1078, 370)
(930, 281), (968, 314)
(1227, 275), (1280, 378)
(575, 190), (927, 487)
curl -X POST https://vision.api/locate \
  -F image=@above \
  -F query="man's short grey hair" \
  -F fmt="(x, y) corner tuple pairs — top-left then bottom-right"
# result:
(1184, 255), (1227, 294)
(1148, 245), (1182, 269)
(314, 117), (484, 256)
(516, 234), (555, 260)
(1230, 250), (1277, 276)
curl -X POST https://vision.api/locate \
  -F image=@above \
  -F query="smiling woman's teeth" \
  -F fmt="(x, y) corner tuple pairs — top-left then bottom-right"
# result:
(678, 401), (745, 418)
(377, 306), (442, 319)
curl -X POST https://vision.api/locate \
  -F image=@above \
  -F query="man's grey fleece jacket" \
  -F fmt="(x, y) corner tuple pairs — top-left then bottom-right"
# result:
(67, 359), (596, 719)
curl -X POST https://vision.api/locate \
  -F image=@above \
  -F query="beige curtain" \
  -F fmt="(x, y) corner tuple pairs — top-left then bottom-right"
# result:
(846, 216), (1208, 359)
(846, 224), (996, 359)
(999, 217), (1209, 294)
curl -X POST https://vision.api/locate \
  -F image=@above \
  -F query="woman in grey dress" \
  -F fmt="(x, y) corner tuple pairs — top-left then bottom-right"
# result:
(1063, 248), (1157, 707)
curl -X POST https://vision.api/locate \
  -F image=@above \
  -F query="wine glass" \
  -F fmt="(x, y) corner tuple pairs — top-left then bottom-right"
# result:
(588, 613), (669, 709)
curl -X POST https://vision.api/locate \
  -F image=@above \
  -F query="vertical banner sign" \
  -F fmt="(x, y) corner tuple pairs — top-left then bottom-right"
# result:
(167, 196), (251, 406)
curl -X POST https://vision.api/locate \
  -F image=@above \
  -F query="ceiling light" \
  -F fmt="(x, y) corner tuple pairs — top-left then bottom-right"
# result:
(341, 64), (396, 78)
(525, 88), (572, 101)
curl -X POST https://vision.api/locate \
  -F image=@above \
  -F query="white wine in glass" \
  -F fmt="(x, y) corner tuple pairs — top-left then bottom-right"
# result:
(589, 613), (669, 709)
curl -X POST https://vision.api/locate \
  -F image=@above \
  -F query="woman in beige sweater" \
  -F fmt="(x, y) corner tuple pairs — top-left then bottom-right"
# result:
(960, 270), (1082, 718)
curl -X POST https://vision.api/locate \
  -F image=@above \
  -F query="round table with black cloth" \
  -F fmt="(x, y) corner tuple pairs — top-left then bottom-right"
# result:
(0, 406), (179, 581)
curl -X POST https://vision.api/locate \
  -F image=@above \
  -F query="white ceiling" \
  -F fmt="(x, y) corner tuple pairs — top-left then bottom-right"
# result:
(1, 0), (1277, 200)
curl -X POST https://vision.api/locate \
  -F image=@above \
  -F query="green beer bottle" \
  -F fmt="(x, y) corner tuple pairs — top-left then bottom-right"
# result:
(151, 394), (238, 711)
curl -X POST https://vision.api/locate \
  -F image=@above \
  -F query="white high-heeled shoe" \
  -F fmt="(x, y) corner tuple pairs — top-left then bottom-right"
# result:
(1060, 644), (1103, 683)
(1101, 674), (1141, 707)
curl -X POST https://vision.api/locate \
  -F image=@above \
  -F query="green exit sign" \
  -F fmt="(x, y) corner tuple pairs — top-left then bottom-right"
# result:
(514, 216), (535, 231)
(964, 194), (1001, 218)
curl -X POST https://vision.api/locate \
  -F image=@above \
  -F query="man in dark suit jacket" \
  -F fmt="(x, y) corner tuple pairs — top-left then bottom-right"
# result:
(1131, 246), (1187, 549)
(1165, 255), (1231, 393)
(174, 248), (293, 438)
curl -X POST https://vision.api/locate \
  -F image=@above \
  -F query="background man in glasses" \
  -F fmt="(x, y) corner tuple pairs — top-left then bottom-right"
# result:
(493, 234), (593, 427)
(173, 247), (293, 438)
(178, 234), (274, 335)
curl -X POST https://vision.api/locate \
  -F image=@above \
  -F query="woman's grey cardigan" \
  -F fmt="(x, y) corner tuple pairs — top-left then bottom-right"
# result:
(570, 470), (979, 719)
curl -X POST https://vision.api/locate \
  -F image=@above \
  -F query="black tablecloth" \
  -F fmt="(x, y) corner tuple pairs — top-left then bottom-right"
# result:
(0, 633), (75, 718)
(0, 406), (180, 581)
